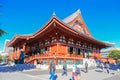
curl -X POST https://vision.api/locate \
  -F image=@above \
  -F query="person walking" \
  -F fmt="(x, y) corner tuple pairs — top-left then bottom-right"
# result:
(62, 62), (67, 76)
(19, 49), (25, 64)
(74, 65), (81, 80)
(49, 60), (53, 74)
(36, 59), (41, 69)
(69, 64), (76, 80)
(100, 62), (104, 72)
(49, 60), (56, 80)
(105, 61), (110, 74)
(52, 62), (56, 74)
(85, 61), (88, 73)
(49, 60), (56, 74)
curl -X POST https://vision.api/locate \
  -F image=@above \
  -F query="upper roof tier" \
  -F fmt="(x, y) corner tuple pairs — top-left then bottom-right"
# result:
(63, 9), (92, 37)
(63, 9), (81, 23)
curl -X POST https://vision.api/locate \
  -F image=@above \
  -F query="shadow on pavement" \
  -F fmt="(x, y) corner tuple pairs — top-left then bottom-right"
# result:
(95, 69), (103, 72)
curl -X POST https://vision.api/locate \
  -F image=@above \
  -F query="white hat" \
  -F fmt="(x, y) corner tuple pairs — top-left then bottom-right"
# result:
(20, 49), (23, 52)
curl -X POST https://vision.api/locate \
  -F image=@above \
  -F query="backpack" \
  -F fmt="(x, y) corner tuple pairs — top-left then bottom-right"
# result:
(63, 65), (67, 70)
(63, 63), (67, 70)
(75, 67), (80, 76)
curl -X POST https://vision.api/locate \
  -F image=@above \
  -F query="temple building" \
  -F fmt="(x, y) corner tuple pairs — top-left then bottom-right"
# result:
(7, 9), (114, 66)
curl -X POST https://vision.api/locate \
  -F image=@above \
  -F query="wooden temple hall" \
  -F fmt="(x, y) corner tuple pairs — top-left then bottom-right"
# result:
(7, 9), (113, 65)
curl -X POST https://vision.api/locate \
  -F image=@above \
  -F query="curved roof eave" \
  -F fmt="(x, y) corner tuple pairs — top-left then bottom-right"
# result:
(52, 15), (114, 47)
(7, 34), (33, 47)
(33, 14), (58, 37)
(8, 14), (57, 47)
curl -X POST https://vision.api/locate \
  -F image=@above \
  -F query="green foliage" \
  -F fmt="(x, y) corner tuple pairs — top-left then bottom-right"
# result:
(0, 29), (7, 37)
(117, 59), (120, 63)
(108, 50), (120, 59)
(0, 55), (3, 62)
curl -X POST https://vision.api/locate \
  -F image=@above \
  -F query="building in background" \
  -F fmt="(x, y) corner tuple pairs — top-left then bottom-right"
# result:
(3, 39), (13, 53)
(1, 39), (13, 63)
(101, 47), (120, 57)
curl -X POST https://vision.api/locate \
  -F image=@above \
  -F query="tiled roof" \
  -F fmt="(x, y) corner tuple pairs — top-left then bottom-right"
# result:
(62, 9), (81, 23)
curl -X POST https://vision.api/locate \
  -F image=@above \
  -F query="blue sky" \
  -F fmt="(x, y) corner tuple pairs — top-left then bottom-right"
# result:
(0, 0), (120, 51)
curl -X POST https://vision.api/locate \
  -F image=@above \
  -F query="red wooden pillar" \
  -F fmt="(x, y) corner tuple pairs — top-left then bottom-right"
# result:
(54, 58), (57, 65)
(47, 58), (50, 65)
(23, 43), (26, 52)
(17, 47), (20, 59)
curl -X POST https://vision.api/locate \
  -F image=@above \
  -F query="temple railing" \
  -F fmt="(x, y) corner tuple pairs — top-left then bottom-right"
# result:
(25, 52), (84, 63)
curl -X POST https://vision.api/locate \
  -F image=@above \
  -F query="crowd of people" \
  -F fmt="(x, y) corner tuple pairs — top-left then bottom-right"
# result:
(47, 60), (112, 80)
(48, 61), (88, 80)
(100, 61), (110, 74)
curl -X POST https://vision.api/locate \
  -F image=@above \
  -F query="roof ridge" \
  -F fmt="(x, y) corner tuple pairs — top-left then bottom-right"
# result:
(52, 11), (56, 16)
(62, 9), (81, 23)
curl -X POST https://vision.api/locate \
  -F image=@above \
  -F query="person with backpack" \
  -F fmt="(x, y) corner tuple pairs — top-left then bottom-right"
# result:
(36, 59), (41, 69)
(85, 61), (88, 73)
(69, 64), (77, 80)
(105, 61), (110, 74)
(74, 65), (81, 80)
(49, 60), (56, 74)
(62, 62), (67, 76)
(19, 49), (25, 64)
(100, 62), (104, 72)
(49, 60), (56, 80)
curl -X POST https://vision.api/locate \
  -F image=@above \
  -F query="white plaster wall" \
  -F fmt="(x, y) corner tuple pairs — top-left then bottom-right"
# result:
(36, 59), (97, 70)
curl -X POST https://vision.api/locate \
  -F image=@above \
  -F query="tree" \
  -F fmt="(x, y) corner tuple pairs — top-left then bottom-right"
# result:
(108, 50), (120, 59)
(0, 3), (7, 36)
(0, 29), (7, 37)
(0, 54), (2, 62)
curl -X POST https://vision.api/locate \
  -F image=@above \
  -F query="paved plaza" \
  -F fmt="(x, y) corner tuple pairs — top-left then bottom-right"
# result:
(0, 68), (120, 80)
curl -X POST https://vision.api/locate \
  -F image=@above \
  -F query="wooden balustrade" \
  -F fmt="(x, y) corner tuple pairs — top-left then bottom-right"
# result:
(25, 52), (84, 63)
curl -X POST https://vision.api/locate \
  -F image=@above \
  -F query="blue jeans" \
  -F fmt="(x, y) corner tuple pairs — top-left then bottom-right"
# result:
(62, 70), (67, 76)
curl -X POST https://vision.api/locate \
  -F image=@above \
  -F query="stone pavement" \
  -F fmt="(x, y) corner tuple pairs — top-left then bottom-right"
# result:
(0, 68), (120, 80)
